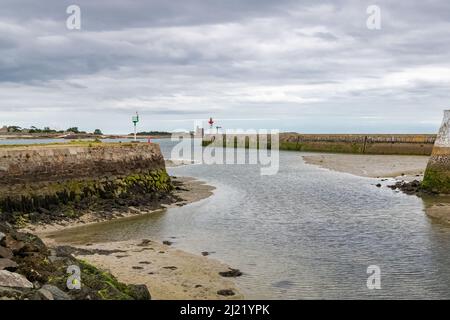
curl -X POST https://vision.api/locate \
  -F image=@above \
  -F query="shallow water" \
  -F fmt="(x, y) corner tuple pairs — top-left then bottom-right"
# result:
(17, 139), (450, 299)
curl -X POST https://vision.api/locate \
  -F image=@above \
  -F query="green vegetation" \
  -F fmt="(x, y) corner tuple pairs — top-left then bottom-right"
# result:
(46, 259), (148, 300)
(66, 127), (86, 134)
(1, 125), (103, 135)
(76, 260), (143, 300)
(6, 125), (64, 134)
(278, 141), (363, 153)
(0, 140), (98, 148)
(7, 126), (22, 132)
(29, 126), (61, 134)
(422, 167), (450, 194)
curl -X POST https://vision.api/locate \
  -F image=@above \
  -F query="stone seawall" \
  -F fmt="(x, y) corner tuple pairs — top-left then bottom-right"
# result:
(0, 142), (165, 184)
(203, 133), (435, 155)
(0, 142), (173, 222)
(423, 110), (450, 193)
(279, 133), (435, 155)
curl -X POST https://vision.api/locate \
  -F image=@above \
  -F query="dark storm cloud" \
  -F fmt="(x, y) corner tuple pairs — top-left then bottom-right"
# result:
(0, 0), (449, 132)
(0, 0), (300, 29)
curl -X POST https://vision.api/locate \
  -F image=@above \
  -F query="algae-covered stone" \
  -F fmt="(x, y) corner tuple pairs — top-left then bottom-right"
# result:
(0, 169), (173, 218)
(423, 110), (450, 194)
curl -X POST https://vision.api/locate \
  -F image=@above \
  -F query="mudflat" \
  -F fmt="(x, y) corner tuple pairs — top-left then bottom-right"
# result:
(303, 154), (429, 181)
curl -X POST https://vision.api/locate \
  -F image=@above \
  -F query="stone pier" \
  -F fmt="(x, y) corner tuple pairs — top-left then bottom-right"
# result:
(0, 142), (173, 218)
(422, 110), (450, 193)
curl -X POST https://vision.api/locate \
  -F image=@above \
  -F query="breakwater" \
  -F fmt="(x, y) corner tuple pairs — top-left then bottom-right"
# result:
(0, 142), (173, 223)
(203, 133), (435, 155)
(279, 133), (435, 155)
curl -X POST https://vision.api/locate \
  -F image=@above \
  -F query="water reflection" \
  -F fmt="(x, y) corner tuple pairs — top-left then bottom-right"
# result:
(422, 195), (450, 225)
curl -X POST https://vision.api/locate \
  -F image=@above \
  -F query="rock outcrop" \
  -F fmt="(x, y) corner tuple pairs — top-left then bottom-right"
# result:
(0, 222), (151, 300)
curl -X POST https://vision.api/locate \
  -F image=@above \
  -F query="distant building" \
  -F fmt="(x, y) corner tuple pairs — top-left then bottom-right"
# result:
(0, 126), (8, 133)
(195, 126), (204, 138)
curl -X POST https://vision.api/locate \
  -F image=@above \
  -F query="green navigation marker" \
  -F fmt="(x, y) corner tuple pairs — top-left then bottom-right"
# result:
(132, 111), (139, 141)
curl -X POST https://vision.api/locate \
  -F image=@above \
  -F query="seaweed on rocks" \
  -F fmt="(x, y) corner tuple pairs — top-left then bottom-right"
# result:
(0, 222), (151, 300)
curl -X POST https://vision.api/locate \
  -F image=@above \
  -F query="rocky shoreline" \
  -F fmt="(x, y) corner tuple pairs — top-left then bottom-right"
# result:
(21, 176), (212, 234)
(60, 239), (244, 300)
(0, 176), (243, 300)
(386, 179), (437, 196)
(0, 221), (151, 300)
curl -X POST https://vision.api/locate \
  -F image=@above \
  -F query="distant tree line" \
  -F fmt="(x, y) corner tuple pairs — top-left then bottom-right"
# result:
(136, 131), (171, 136)
(4, 126), (103, 135)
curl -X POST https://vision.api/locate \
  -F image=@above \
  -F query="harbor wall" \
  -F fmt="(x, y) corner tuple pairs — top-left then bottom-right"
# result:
(0, 142), (165, 184)
(203, 133), (435, 155)
(0, 142), (172, 216)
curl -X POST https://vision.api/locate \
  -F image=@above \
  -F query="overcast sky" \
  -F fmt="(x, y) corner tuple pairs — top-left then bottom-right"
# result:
(0, 0), (449, 133)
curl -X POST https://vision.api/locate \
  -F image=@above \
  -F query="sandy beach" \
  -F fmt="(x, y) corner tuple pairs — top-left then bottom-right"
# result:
(303, 154), (429, 181)
(22, 176), (244, 300)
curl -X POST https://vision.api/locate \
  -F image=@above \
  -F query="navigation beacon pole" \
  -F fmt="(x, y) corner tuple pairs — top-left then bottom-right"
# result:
(132, 111), (139, 142)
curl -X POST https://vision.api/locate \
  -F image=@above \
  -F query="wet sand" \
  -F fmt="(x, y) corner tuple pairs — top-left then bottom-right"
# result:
(58, 240), (243, 300)
(303, 154), (429, 181)
(22, 176), (243, 300)
(165, 159), (195, 167)
(23, 176), (214, 234)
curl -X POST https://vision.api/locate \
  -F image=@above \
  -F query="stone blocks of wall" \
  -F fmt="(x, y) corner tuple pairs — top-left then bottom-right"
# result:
(423, 110), (450, 193)
(0, 143), (165, 184)
(203, 133), (435, 155)
(0, 143), (172, 215)
(279, 134), (435, 155)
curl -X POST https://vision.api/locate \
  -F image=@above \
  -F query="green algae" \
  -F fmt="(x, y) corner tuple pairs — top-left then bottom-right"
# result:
(0, 169), (173, 215)
(46, 259), (146, 300)
(77, 260), (135, 300)
(422, 167), (450, 194)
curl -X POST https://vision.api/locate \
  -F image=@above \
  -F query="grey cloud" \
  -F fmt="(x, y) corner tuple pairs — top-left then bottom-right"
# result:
(0, 0), (449, 133)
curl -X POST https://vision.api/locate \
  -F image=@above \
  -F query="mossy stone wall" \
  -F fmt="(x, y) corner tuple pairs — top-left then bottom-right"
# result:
(423, 110), (450, 193)
(203, 133), (435, 155)
(0, 143), (173, 215)
(0, 142), (165, 184)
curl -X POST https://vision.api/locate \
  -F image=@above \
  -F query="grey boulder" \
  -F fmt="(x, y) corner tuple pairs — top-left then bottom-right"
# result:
(40, 285), (71, 300)
(0, 270), (33, 288)
(0, 258), (18, 271)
